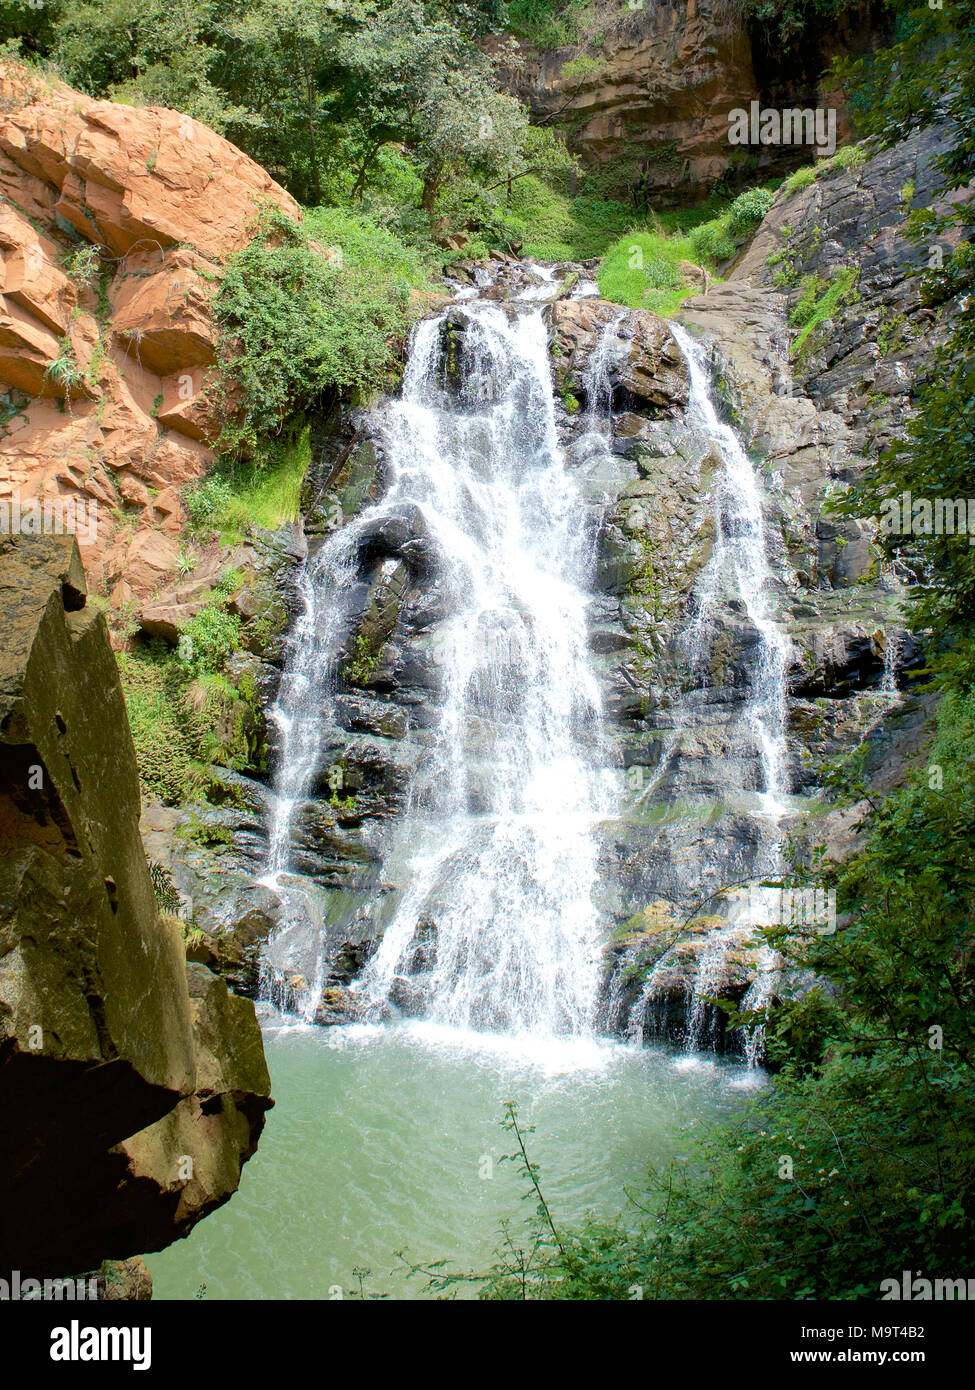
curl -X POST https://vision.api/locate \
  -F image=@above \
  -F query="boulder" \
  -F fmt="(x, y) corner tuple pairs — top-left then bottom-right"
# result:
(550, 297), (688, 413)
(0, 66), (300, 262)
(0, 536), (272, 1277)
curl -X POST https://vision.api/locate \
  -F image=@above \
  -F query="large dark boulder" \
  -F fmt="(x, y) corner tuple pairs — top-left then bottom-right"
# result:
(0, 535), (272, 1278)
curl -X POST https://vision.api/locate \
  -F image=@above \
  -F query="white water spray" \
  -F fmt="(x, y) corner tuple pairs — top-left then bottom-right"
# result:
(263, 298), (615, 1039)
(669, 323), (793, 824)
(359, 305), (614, 1037)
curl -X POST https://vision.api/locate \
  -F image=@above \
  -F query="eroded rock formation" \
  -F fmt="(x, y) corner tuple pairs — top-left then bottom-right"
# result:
(501, 0), (884, 200)
(0, 61), (299, 597)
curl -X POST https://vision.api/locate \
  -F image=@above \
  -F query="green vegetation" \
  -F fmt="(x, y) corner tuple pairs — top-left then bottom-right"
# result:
(788, 266), (858, 360)
(781, 143), (869, 199)
(504, 0), (587, 48)
(486, 175), (631, 263)
(61, 241), (100, 288)
(726, 185), (775, 236)
(185, 426), (312, 539)
(44, 339), (85, 395)
(597, 231), (699, 316)
(596, 186), (776, 314)
(737, 0), (877, 45)
(8, 0), (558, 211)
(213, 207), (429, 449)
(117, 579), (260, 800)
(117, 641), (211, 803)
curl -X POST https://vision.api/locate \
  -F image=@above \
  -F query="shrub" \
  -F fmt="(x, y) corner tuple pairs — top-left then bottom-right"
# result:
(727, 185), (775, 236)
(184, 475), (236, 532)
(214, 207), (429, 450)
(689, 215), (736, 265)
(177, 603), (241, 679)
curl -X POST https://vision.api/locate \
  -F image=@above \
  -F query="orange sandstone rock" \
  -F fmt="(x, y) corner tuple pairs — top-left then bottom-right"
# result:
(0, 61), (299, 594)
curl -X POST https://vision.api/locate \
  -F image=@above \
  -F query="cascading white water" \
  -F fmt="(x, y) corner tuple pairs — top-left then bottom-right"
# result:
(582, 309), (629, 429)
(612, 326), (793, 1063)
(669, 323), (793, 825)
(262, 292), (788, 1060)
(741, 944), (780, 1069)
(359, 305), (614, 1037)
(257, 539), (361, 1020)
(262, 297), (615, 1040)
(264, 555), (358, 878)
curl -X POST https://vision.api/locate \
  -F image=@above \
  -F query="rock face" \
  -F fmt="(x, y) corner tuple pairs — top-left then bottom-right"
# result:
(0, 61), (299, 596)
(590, 129), (953, 1041)
(551, 297), (689, 411)
(505, 3), (757, 200)
(0, 534), (272, 1278)
(502, 1), (884, 201)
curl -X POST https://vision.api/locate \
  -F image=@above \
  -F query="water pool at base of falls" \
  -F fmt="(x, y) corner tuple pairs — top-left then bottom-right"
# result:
(147, 1019), (761, 1300)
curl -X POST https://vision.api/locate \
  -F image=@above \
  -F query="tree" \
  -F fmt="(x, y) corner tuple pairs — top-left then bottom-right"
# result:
(13, 0), (555, 215)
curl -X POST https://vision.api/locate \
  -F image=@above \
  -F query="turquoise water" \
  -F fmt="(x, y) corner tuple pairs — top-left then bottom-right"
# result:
(147, 1019), (760, 1300)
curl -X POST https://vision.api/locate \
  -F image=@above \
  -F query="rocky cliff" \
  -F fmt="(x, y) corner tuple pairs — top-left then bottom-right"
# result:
(592, 126), (951, 1038)
(502, 0), (885, 201)
(208, 130), (948, 1052)
(0, 62), (298, 598)
(0, 534), (271, 1278)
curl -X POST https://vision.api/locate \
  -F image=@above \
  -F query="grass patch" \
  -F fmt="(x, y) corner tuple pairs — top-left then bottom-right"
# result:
(782, 143), (870, 198)
(594, 182), (777, 315)
(790, 267), (859, 360)
(597, 230), (702, 315)
(118, 583), (257, 801)
(185, 423), (312, 539)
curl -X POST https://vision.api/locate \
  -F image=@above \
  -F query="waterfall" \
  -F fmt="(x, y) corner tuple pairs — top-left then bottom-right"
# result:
(358, 305), (613, 1037)
(669, 323), (793, 828)
(881, 630), (901, 695)
(260, 282), (788, 1062)
(582, 309), (629, 430)
(264, 553), (357, 878)
(262, 297), (614, 1039)
(614, 326), (793, 1063)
